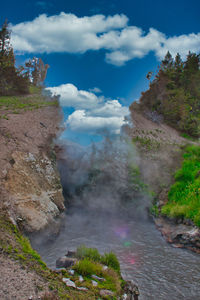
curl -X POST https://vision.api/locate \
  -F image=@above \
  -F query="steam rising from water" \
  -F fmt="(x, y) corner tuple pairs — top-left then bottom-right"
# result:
(30, 130), (200, 300)
(57, 133), (150, 216)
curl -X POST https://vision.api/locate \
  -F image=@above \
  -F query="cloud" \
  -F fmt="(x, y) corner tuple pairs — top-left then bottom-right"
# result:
(89, 87), (102, 94)
(46, 83), (102, 109)
(11, 13), (128, 53)
(11, 12), (200, 66)
(46, 83), (129, 134)
(155, 33), (200, 60)
(66, 110), (127, 134)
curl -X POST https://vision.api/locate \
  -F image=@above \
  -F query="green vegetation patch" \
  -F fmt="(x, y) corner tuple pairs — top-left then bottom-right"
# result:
(76, 245), (120, 273)
(0, 94), (58, 115)
(73, 248), (123, 296)
(74, 258), (103, 277)
(132, 136), (161, 151)
(161, 145), (200, 226)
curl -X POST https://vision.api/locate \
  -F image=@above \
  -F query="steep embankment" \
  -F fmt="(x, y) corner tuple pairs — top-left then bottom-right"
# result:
(0, 94), (98, 299)
(128, 107), (200, 252)
(0, 94), (65, 232)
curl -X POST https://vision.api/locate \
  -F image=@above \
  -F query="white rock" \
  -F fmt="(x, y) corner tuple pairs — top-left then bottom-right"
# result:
(62, 278), (76, 288)
(91, 280), (98, 287)
(68, 269), (75, 275)
(92, 274), (105, 282)
(79, 275), (84, 282)
(103, 265), (108, 270)
(77, 287), (88, 291)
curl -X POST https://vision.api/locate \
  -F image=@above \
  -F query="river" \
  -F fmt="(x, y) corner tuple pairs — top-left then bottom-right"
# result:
(31, 138), (200, 300)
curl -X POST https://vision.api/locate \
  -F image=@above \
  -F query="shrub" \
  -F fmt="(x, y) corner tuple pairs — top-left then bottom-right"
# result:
(76, 245), (101, 262)
(75, 246), (121, 273)
(73, 258), (103, 277)
(101, 252), (120, 273)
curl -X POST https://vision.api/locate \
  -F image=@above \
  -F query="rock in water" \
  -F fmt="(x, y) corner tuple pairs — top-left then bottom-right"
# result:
(65, 250), (76, 257)
(56, 256), (77, 268)
(123, 281), (139, 300)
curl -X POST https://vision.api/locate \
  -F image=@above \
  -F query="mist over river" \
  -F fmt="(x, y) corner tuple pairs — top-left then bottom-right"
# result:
(31, 137), (200, 300)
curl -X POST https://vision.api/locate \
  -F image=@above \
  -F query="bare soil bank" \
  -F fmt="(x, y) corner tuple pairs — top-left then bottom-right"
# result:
(0, 99), (65, 232)
(128, 109), (200, 253)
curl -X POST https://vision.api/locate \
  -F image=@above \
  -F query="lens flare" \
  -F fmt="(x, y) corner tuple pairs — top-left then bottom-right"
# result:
(114, 225), (129, 239)
(124, 241), (132, 247)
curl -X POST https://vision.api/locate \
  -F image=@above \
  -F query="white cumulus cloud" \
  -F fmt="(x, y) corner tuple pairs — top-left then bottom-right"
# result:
(11, 12), (200, 65)
(66, 110), (127, 134)
(11, 13), (128, 53)
(46, 83), (129, 134)
(89, 87), (102, 94)
(46, 83), (102, 109)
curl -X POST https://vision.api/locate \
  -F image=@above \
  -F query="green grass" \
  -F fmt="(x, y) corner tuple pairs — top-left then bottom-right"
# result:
(180, 132), (199, 141)
(76, 246), (120, 273)
(101, 252), (120, 273)
(150, 205), (159, 217)
(73, 257), (122, 295)
(73, 259), (103, 277)
(161, 145), (200, 226)
(0, 94), (59, 116)
(76, 245), (101, 262)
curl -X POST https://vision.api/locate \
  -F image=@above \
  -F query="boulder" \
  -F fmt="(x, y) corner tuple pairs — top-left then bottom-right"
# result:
(65, 250), (76, 257)
(56, 256), (77, 268)
(123, 281), (139, 300)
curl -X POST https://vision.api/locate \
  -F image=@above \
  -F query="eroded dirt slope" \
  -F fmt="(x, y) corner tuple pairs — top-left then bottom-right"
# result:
(0, 99), (65, 232)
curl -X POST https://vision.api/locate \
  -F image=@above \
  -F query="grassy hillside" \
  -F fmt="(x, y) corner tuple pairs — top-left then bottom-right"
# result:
(161, 145), (200, 227)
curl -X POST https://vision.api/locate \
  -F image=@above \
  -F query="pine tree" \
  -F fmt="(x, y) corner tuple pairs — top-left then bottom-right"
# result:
(0, 19), (29, 95)
(174, 53), (183, 85)
(160, 51), (174, 71)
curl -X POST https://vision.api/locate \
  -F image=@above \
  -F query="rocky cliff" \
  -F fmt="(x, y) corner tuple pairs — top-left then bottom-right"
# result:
(0, 95), (65, 232)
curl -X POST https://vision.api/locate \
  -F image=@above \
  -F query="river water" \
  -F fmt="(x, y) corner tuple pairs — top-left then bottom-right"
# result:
(31, 138), (200, 300)
(32, 207), (200, 300)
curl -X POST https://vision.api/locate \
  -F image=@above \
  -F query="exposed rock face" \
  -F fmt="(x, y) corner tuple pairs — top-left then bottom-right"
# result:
(56, 256), (77, 268)
(155, 217), (200, 253)
(0, 105), (65, 232)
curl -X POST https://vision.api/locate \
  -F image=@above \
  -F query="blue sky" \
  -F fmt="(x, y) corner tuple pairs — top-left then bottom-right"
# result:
(1, 0), (200, 144)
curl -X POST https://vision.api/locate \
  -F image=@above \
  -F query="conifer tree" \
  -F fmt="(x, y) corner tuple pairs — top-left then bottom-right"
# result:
(0, 19), (29, 95)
